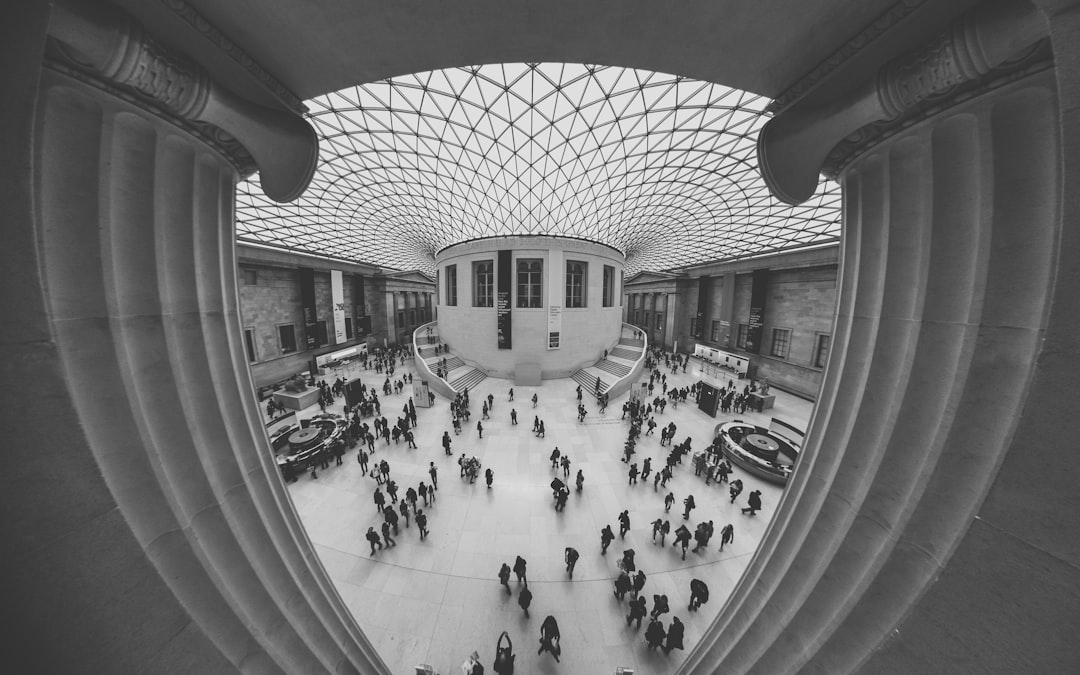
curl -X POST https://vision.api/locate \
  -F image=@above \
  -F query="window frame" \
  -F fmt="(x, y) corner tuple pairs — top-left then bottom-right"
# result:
(602, 265), (615, 307)
(445, 264), (458, 306)
(710, 320), (721, 342)
(244, 327), (257, 363)
(690, 317), (700, 337)
(770, 327), (791, 359)
(473, 259), (494, 307)
(736, 323), (749, 349)
(565, 260), (587, 308)
(516, 258), (543, 308)
(277, 323), (297, 355)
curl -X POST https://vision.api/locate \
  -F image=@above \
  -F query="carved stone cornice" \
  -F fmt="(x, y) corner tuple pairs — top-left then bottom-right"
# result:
(767, 0), (928, 114)
(47, 0), (317, 203)
(823, 39), (1052, 178)
(44, 57), (258, 176)
(758, 0), (1048, 205)
(159, 0), (307, 115)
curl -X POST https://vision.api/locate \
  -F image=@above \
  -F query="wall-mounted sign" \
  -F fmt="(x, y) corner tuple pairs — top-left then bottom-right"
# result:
(548, 305), (562, 350)
(497, 249), (512, 349)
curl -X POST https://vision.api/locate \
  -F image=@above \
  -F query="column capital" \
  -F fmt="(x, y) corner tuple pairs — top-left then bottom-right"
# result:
(46, 0), (317, 202)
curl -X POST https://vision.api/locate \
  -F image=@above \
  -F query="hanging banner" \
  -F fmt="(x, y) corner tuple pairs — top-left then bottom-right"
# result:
(547, 248), (563, 350)
(331, 269), (346, 344)
(547, 305), (562, 349)
(746, 268), (769, 354)
(497, 249), (512, 349)
(299, 267), (318, 350)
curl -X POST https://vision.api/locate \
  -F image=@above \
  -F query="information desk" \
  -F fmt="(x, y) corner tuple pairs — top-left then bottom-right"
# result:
(693, 344), (749, 377)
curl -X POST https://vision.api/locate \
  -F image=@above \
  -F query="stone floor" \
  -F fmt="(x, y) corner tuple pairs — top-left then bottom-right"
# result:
(275, 355), (815, 675)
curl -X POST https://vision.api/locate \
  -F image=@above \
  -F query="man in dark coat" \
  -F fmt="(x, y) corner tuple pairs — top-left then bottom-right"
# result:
(663, 617), (685, 654)
(689, 578), (709, 611)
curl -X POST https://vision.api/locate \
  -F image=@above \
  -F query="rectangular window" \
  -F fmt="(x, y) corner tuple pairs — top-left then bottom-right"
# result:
(278, 324), (296, 354)
(315, 320), (328, 347)
(710, 320), (721, 342)
(603, 265), (615, 307)
(345, 317), (353, 340)
(517, 259), (542, 308)
(244, 328), (257, 363)
(566, 260), (586, 308)
(473, 260), (494, 307)
(396, 311), (405, 328)
(737, 323), (749, 349)
(445, 265), (458, 306)
(771, 327), (791, 359)
(690, 317), (700, 337)
(815, 334), (831, 368)
(654, 312), (663, 329)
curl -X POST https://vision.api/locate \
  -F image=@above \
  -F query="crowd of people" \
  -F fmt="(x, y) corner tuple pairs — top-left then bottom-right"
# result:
(279, 337), (777, 673)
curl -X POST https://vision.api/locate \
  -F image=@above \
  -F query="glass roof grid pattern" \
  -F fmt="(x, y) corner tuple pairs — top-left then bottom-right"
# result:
(235, 63), (842, 275)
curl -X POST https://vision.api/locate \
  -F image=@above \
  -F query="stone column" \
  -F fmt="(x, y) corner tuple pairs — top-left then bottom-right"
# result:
(2, 2), (387, 672)
(684, 1), (1078, 673)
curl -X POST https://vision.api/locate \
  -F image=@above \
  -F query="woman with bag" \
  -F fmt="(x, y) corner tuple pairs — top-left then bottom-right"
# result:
(493, 631), (515, 674)
(537, 615), (561, 663)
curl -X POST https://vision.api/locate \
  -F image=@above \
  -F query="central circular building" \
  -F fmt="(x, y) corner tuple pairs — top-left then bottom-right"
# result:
(435, 235), (625, 384)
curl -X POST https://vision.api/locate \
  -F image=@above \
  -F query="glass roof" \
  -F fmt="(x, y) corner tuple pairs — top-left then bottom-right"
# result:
(235, 63), (841, 275)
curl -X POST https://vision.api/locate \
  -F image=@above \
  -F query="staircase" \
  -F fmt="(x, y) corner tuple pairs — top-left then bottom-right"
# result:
(570, 330), (646, 399)
(450, 367), (488, 391)
(415, 325), (487, 393)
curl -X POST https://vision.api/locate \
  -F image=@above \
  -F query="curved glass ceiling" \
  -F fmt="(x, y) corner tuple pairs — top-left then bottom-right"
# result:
(235, 63), (841, 275)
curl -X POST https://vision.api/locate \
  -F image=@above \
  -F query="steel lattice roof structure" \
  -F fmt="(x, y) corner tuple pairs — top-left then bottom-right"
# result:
(235, 63), (841, 275)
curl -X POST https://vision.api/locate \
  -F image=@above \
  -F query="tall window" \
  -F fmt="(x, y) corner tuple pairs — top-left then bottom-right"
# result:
(710, 320), (721, 342)
(445, 265), (458, 306)
(315, 320), (328, 347)
(473, 260), (494, 307)
(737, 323), (749, 349)
(690, 317), (700, 336)
(517, 259), (542, 308)
(815, 334), (831, 368)
(345, 317), (353, 340)
(771, 327), (791, 359)
(603, 265), (615, 307)
(654, 312), (663, 329)
(566, 260), (586, 308)
(277, 324), (296, 354)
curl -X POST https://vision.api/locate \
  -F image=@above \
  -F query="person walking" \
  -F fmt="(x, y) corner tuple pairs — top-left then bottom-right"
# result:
(358, 448), (369, 474)
(644, 617), (666, 651)
(517, 584), (532, 618)
(380, 520), (396, 548)
(632, 570), (647, 599)
(660, 520), (671, 546)
(613, 570), (632, 601)
(365, 526), (383, 556)
(493, 631), (515, 675)
(398, 499), (410, 528)
(513, 555), (528, 584)
(508, 388), (514, 402)
(549, 446), (561, 470)
(600, 524), (615, 554)
(419, 481), (429, 507)
(688, 578), (709, 611)
(476, 420), (484, 438)
(650, 593), (670, 620)
(618, 509), (631, 539)
(641, 457), (652, 481)
(485, 467), (494, 488)
(537, 615), (561, 662)
(719, 522), (735, 551)
(564, 547), (580, 579)
(663, 616), (685, 655)
(652, 518), (664, 543)
(510, 408), (518, 425)
(374, 487), (386, 513)
(682, 493), (696, 520)
(673, 524), (692, 560)
(628, 462), (639, 485)
(575, 469), (584, 492)
(442, 430), (452, 456)
(561, 455), (571, 478)
(664, 491), (675, 513)
(537, 420), (545, 438)
(498, 562), (512, 594)
(742, 489), (762, 515)
(386, 479), (399, 503)
(729, 478), (743, 503)
(429, 462), (439, 490)
(627, 595), (648, 629)
(416, 509), (428, 540)
(531, 392), (538, 408)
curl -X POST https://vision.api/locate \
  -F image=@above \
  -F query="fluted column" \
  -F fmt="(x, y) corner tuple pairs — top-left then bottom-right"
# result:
(682, 2), (1077, 672)
(1, 2), (389, 672)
